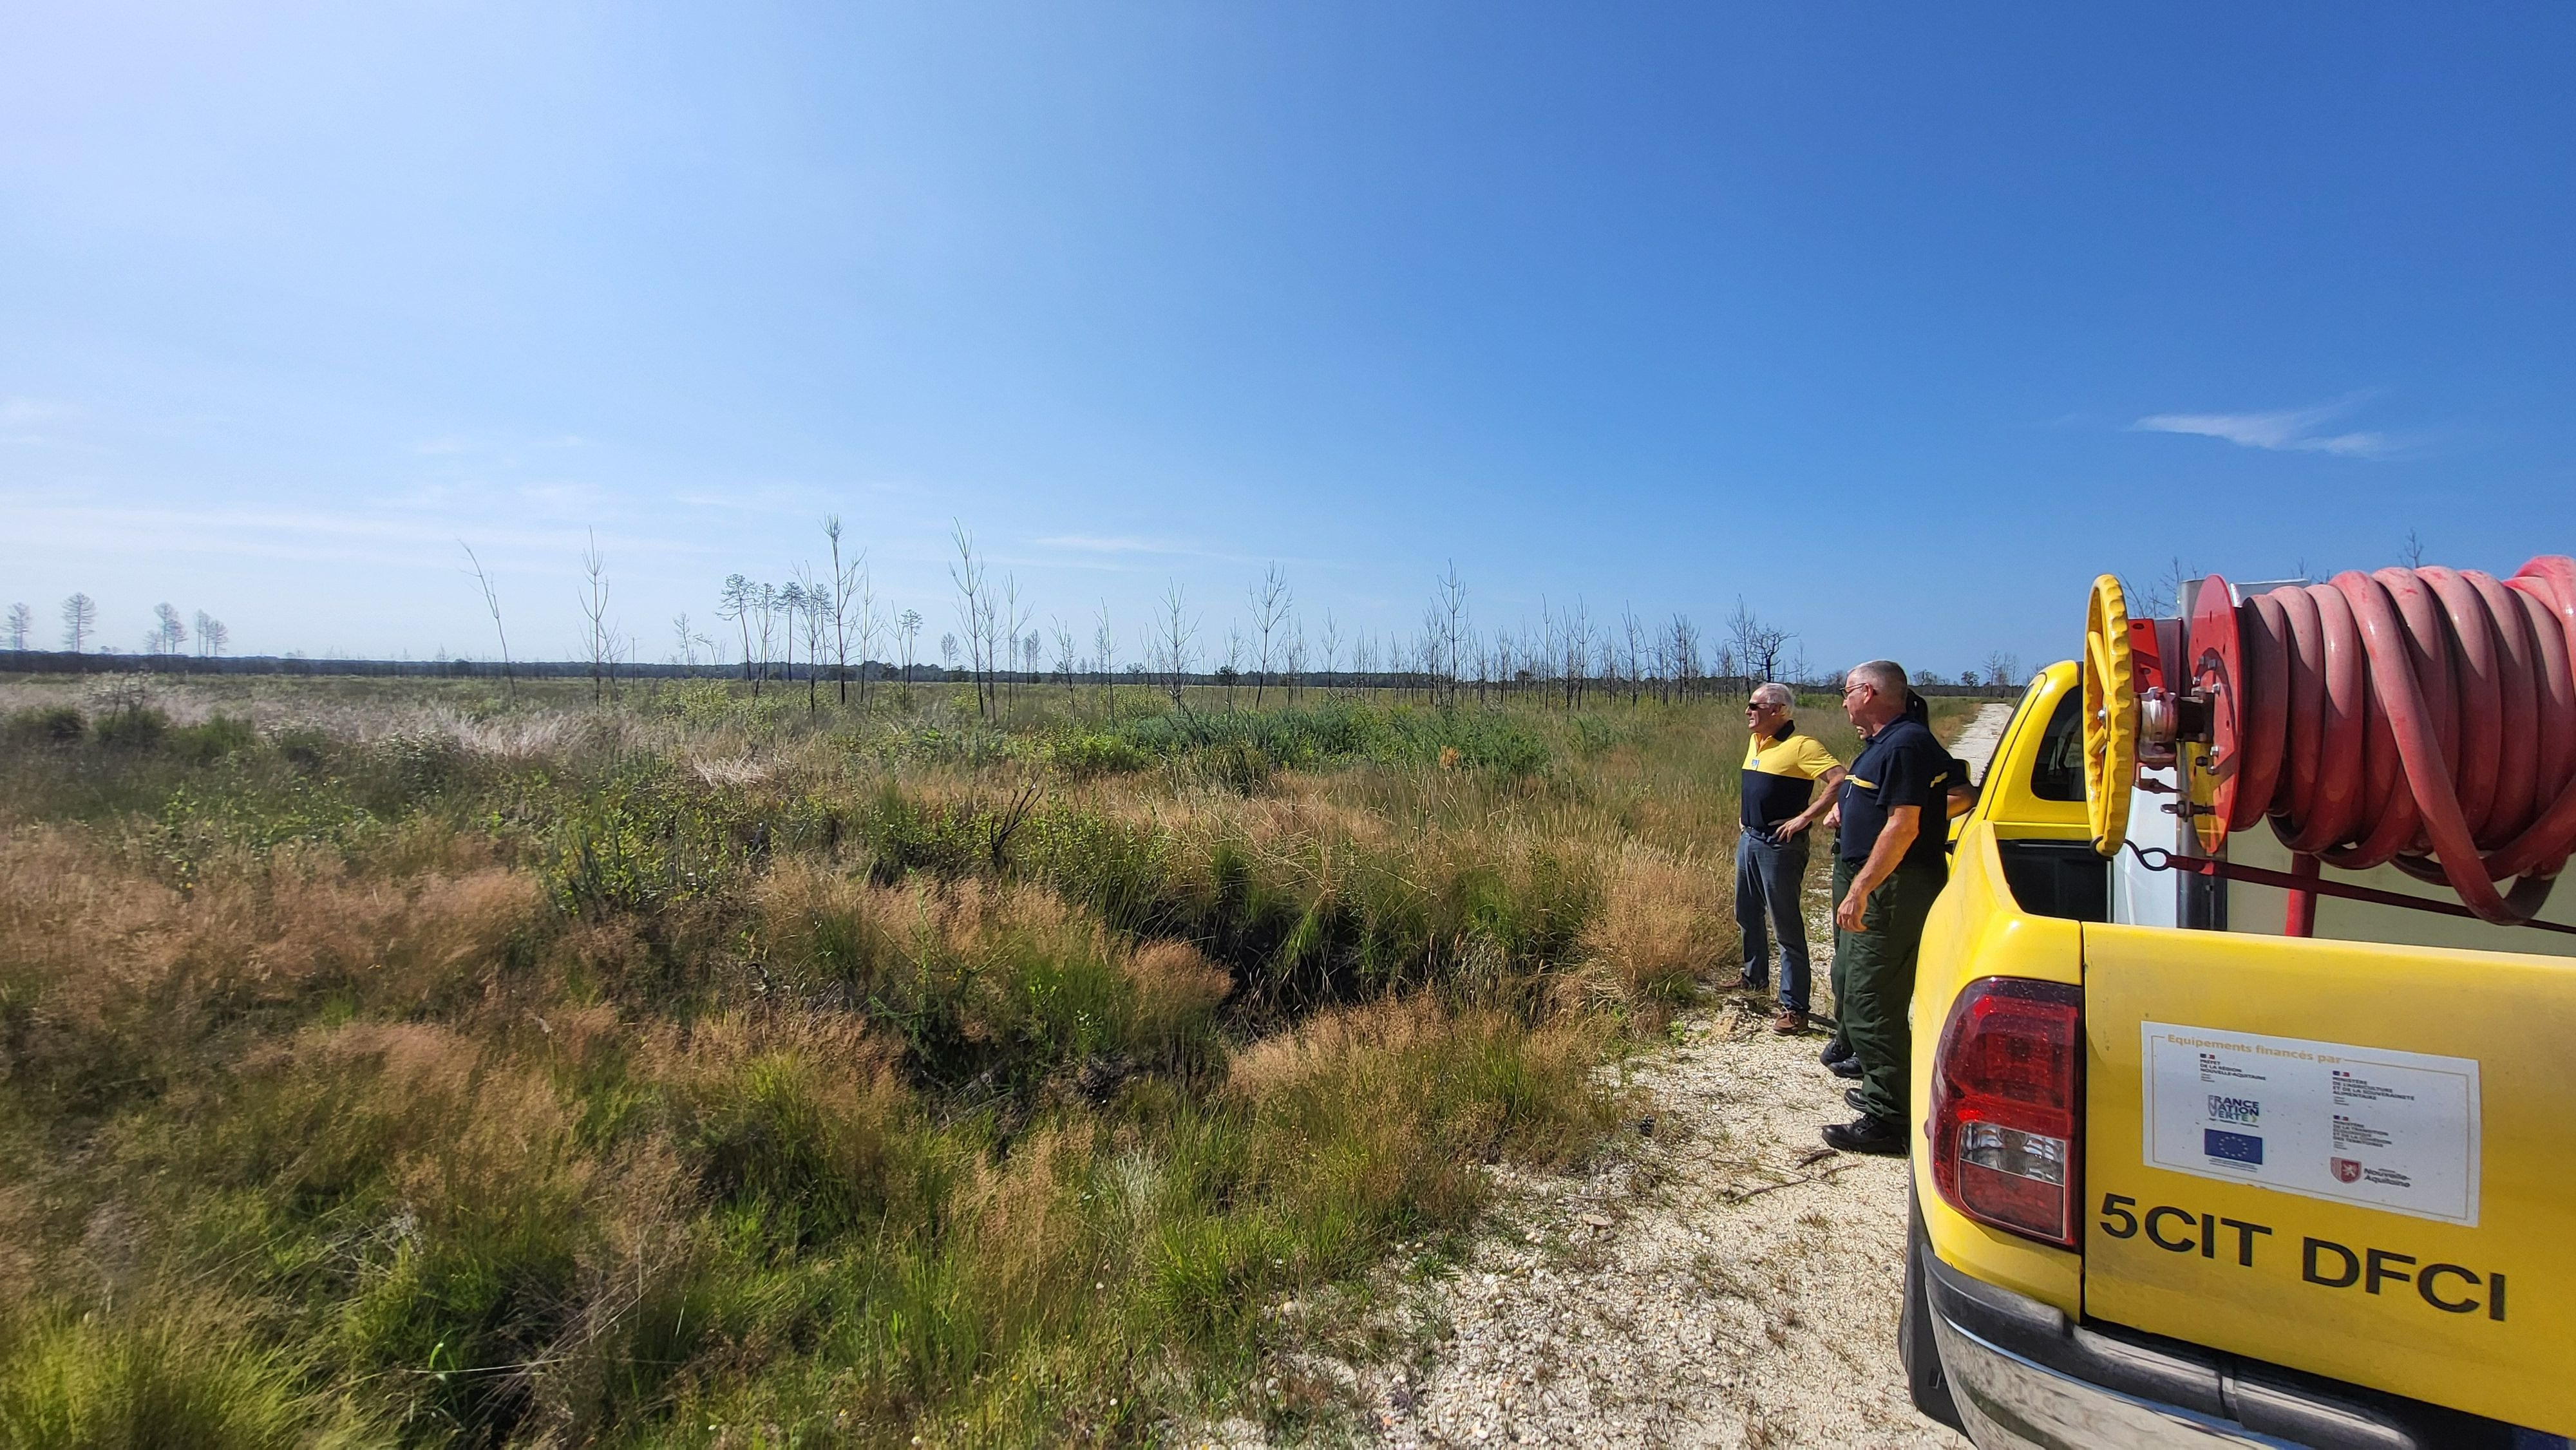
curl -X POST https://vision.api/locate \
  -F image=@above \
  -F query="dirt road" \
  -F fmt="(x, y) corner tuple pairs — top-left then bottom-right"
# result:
(1211, 704), (2017, 1447)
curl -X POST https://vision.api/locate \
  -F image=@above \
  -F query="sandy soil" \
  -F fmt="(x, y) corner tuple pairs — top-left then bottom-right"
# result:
(1189, 705), (2016, 1448)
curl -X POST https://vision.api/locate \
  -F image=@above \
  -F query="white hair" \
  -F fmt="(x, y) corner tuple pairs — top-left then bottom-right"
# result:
(1849, 659), (1909, 698)
(1750, 682), (1795, 708)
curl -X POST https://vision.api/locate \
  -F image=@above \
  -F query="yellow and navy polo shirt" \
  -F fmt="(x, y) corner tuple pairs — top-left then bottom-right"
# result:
(1741, 726), (1842, 834)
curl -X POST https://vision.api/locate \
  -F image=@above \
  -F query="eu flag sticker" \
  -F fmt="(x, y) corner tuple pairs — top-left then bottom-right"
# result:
(2204, 1129), (2264, 1166)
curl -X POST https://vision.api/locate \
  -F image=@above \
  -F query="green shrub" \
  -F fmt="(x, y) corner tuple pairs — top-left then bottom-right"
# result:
(93, 704), (169, 750)
(168, 715), (257, 764)
(7, 706), (86, 745)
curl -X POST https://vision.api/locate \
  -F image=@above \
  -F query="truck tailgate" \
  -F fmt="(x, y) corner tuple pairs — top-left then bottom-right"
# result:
(2082, 922), (2576, 1436)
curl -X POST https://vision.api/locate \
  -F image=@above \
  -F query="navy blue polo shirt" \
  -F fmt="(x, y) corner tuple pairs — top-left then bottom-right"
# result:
(1837, 715), (1953, 872)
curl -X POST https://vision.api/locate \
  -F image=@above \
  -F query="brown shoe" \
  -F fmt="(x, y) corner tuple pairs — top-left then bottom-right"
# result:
(1769, 1010), (1810, 1035)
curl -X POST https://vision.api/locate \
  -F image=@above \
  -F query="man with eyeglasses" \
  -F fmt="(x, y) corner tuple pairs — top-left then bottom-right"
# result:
(1735, 682), (1846, 1034)
(1820, 659), (1956, 1155)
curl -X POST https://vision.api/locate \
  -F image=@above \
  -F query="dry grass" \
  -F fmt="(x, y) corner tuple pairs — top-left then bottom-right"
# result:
(0, 674), (2002, 1446)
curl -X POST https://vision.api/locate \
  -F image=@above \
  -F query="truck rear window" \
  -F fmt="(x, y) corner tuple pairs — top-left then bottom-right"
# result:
(2029, 688), (2084, 802)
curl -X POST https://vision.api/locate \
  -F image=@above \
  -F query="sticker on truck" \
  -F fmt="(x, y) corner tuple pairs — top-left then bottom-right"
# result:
(2141, 1022), (2481, 1226)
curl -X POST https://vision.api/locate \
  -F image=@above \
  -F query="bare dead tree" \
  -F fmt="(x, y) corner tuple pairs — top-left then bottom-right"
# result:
(897, 608), (922, 685)
(1432, 562), (1469, 706)
(1005, 577), (1033, 713)
(673, 613), (701, 669)
(852, 565), (881, 709)
(1318, 611), (1341, 699)
(777, 581), (807, 703)
(751, 582), (782, 694)
(578, 532), (616, 703)
(795, 567), (833, 712)
(1051, 617), (1078, 704)
(5, 602), (31, 651)
(1284, 616), (1308, 706)
(459, 544), (516, 700)
(949, 523), (992, 719)
(825, 516), (857, 706)
(1983, 650), (2022, 689)
(1092, 599), (1117, 718)
(1725, 597), (1792, 694)
(1669, 613), (1703, 701)
(1221, 625), (1245, 710)
(1621, 605), (1645, 706)
(1250, 563), (1290, 706)
(194, 612), (228, 658)
(150, 603), (187, 658)
(2400, 529), (2426, 568)
(1157, 580), (1197, 708)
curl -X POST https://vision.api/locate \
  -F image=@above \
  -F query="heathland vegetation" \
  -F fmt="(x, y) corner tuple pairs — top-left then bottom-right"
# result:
(0, 669), (1985, 1446)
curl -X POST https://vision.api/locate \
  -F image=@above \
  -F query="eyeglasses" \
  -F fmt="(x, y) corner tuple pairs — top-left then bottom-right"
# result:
(1842, 683), (1870, 697)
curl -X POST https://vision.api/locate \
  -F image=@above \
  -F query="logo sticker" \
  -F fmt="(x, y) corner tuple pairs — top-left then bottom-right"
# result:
(2143, 1023), (2481, 1226)
(2203, 1129), (2264, 1165)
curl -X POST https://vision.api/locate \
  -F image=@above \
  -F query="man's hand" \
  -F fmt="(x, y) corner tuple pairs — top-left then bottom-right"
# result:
(1837, 804), (1922, 935)
(1776, 814), (1810, 840)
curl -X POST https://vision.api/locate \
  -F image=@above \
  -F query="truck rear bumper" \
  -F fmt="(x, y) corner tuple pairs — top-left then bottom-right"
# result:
(1927, 1299), (2285, 1448)
(1913, 1226), (2552, 1450)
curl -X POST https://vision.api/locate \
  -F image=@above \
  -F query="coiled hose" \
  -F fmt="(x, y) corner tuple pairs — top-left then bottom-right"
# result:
(2226, 556), (2576, 924)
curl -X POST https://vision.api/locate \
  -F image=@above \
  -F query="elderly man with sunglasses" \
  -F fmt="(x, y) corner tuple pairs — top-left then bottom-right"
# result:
(1734, 683), (1846, 1034)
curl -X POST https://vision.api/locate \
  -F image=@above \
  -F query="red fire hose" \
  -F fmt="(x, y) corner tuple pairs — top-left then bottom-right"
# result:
(2218, 557), (2576, 925)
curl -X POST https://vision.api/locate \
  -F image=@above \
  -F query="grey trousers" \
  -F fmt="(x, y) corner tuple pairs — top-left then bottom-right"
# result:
(1734, 829), (1813, 1013)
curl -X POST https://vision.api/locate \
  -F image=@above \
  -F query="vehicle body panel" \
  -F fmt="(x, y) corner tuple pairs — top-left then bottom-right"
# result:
(1914, 658), (2576, 1441)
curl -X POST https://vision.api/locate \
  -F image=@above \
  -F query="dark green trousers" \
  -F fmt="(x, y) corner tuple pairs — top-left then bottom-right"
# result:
(1829, 855), (1945, 1123)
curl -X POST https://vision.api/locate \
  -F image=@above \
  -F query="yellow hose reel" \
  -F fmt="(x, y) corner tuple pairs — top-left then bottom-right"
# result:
(2082, 574), (2137, 856)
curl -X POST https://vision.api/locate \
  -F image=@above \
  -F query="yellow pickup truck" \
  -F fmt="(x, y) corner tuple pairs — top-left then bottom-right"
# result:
(1900, 569), (2576, 1449)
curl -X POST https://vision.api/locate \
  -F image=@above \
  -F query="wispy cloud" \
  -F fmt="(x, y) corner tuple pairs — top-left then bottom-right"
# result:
(1, 397), (63, 428)
(2130, 397), (2393, 458)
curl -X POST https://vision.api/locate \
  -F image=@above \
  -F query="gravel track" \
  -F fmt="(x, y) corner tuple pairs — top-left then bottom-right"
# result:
(1190, 705), (2016, 1447)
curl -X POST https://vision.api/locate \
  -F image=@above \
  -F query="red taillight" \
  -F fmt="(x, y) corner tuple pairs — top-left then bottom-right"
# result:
(1929, 977), (2082, 1248)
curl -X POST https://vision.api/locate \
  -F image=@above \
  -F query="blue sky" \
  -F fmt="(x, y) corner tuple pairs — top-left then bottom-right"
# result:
(5, 4), (2573, 675)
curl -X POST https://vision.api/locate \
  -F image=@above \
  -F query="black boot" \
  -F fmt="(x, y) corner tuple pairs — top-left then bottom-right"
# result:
(1822, 1113), (1906, 1156)
(1820, 1036), (1853, 1066)
(1828, 1054), (1863, 1080)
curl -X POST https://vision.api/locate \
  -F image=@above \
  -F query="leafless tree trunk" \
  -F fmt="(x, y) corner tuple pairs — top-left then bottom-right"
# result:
(826, 516), (856, 706)
(1725, 598), (1793, 693)
(719, 576), (755, 684)
(149, 603), (186, 659)
(1157, 581), (1197, 708)
(1000, 572), (1029, 712)
(1250, 563), (1289, 706)
(1430, 562), (1469, 706)
(1051, 617), (1077, 705)
(1317, 612), (1340, 700)
(459, 543), (515, 700)
(949, 524), (992, 720)
(795, 567), (833, 713)
(1092, 600), (1117, 719)
(578, 532), (615, 703)
(1284, 617), (1307, 706)
(853, 567), (880, 710)
(194, 612), (228, 658)
(1983, 650), (2022, 689)
(897, 608), (922, 688)
(6, 602), (32, 652)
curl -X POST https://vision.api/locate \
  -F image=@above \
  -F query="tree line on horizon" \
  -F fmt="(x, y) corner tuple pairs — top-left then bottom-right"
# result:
(443, 518), (2030, 714)
(6, 521), (2030, 703)
(1, 595), (229, 661)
